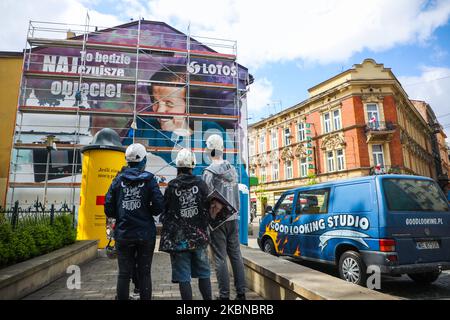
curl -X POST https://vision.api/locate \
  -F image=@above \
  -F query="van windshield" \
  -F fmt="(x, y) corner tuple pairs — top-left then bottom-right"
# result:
(383, 178), (449, 212)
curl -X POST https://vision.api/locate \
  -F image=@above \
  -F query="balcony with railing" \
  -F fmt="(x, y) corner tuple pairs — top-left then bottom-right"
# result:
(365, 121), (396, 143)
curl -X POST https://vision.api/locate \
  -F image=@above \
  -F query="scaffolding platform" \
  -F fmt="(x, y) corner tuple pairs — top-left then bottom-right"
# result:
(7, 18), (249, 209)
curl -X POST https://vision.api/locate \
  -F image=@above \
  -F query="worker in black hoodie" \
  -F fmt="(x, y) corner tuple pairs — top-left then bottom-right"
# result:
(104, 143), (164, 300)
(159, 148), (212, 300)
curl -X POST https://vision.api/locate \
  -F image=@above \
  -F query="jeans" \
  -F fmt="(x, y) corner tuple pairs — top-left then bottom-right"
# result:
(115, 238), (155, 300)
(170, 246), (211, 283)
(210, 220), (246, 298)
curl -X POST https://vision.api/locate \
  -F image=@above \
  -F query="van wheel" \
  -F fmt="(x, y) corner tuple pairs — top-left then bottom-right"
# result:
(263, 238), (278, 256)
(338, 251), (367, 286)
(407, 271), (441, 285)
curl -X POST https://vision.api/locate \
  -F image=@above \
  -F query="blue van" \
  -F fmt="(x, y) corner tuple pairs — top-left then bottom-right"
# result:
(258, 175), (450, 286)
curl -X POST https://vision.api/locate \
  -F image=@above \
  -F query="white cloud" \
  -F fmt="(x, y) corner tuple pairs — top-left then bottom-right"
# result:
(3, 0), (450, 69)
(246, 77), (273, 115)
(0, 0), (123, 51)
(399, 66), (450, 138)
(141, 0), (450, 68)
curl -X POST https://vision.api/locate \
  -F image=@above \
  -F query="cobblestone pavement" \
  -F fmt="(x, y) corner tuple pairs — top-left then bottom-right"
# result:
(23, 247), (263, 300)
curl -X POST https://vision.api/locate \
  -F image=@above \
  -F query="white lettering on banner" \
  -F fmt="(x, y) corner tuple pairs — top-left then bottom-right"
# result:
(50, 81), (122, 98)
(405, 218), (444, 225)
(42, 54), (130, 77)
(269, 214), (370, 236)
(188, 61), (237, 77)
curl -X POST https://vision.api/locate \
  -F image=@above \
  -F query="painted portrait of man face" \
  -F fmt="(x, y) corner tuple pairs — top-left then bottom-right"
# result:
(152, 85), (187, 131)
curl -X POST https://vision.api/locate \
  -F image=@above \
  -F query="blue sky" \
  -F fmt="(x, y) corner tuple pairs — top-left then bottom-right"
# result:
(2, 0), (450, 137)
(251, 21), (450, 120)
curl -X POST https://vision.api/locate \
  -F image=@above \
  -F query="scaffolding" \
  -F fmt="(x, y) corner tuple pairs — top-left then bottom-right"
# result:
(7, 18), (249, 209)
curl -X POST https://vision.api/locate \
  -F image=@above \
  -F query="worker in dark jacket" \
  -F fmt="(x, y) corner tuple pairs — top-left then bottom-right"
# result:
(105, 143), (164, 300)
(159, 148), (212, 300)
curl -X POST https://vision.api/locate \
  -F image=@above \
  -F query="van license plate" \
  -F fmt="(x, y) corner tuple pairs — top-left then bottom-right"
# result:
(416, 241), (439, 250)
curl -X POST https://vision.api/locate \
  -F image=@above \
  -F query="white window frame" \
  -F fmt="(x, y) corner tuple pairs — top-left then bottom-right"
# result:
(261, 166), (266, 182)
(285, 160), (293, 180)
(249, 139), (255, 156)
(326, 151), (335, 172)
(323, 112), (332, 133)
(372, 144), (385, 167)
(333, 109), (341, 131)
(336, 149), (345, 171)
(259, 135), (265, 153)
(284, 128), (291, 146)
(298, 122), (306, 142)
(272, 162), (279, 181)
(271, 129), (278, 150)
(367, 104), (380, 129)
(300, 157), (308, 177)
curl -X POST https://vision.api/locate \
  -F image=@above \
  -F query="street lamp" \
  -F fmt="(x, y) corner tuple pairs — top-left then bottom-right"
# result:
(43, 134), (57, 209)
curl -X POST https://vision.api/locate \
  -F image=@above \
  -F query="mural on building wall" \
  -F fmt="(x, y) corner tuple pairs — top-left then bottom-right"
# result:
(11, 21), (249, 205)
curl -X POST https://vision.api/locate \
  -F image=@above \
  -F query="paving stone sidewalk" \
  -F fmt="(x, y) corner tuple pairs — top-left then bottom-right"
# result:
(23, 243), (263, 300)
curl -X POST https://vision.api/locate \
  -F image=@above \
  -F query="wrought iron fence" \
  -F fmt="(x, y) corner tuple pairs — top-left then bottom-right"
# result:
(0, 200), (75, 230)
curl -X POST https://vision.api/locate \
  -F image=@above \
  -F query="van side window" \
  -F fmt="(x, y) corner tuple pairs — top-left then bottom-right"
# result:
(274, 194), (295, 215)
(296, 189), (330, 214)
(333, 183), (373, 213)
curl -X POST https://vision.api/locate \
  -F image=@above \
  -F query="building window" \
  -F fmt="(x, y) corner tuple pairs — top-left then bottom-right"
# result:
(323, 113), (331, 133)
(333, 109), (341, 131)
(261, 166), (266, 182)
(272, 162), (279, 181)
(323, 109), (342, 133)
(372, 144), (385, 169)
(249, 139), (255, 156)
(300, 157), (308, 177)
(271, 129), (278, 150)
(367, 104), (380, 129)
(285, 160), (293, 179)
(284, 128), (291, 146)
(327, 151), (335, 172)
(259, 135), (265, 153)
(298, 123), (306, 142)
(337, 149), (345, 171)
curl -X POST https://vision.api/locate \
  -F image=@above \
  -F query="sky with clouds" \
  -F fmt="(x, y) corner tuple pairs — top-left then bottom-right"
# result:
(2, 0), (450, 139)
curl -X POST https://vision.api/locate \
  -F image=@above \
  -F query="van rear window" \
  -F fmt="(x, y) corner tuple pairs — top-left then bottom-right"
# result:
(383, 178), (449, 212)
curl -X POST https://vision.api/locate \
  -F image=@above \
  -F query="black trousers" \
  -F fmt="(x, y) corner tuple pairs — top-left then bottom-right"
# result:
(115, 238), (155, 300)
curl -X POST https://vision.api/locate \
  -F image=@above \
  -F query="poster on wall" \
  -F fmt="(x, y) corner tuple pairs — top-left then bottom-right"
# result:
(14, 21), (250, 197)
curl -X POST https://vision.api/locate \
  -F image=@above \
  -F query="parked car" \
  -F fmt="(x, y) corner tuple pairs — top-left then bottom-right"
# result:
(258, 175), (450, 286)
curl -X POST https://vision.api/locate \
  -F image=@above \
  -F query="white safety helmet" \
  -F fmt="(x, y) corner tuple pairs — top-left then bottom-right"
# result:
(125, 143), (147, 163)
(206, 134), (224, 152)
(175, 148), (196, 168)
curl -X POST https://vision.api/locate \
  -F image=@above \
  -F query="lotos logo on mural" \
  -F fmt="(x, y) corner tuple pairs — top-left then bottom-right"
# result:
(188, 60), (237, 77)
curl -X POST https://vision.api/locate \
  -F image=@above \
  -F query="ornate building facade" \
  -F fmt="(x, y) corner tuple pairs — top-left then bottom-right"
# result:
(249, 59), (449, 214)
